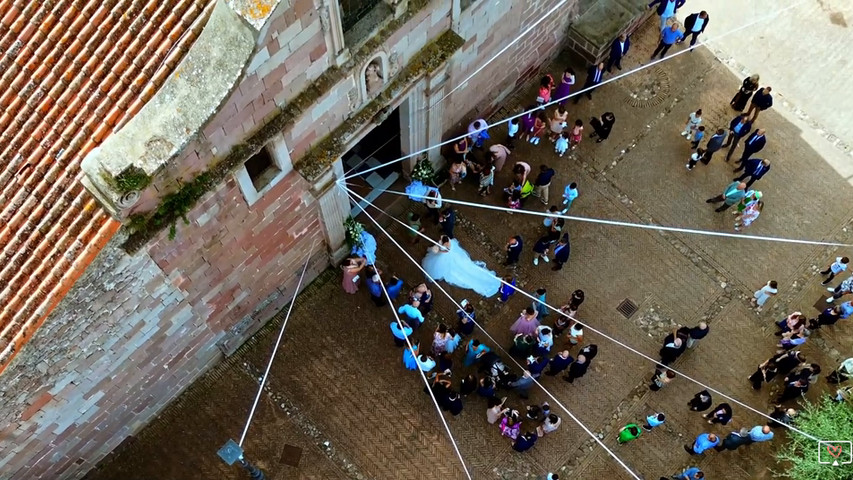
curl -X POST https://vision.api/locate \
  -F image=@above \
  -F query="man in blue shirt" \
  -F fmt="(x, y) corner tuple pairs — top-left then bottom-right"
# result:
(648, 0), (686, 30)
(671, 466), (704, 479)
(840, 301), (853, 319)
(390, 320), (413, 347)
(651, 23), (684, 59)
(398, 302), (424, 328)
(748, 425), (774, 443)
(684, 432), (719, 455)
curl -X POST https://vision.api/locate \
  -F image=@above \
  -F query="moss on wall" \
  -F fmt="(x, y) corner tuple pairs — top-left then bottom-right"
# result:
(121, 0), (460, 254)
(104, 166), (152, 194)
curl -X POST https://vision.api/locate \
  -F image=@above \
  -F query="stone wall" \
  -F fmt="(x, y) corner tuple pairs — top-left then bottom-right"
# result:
(0, 0), (583, 478)
(446, 0), (577, 126)
(0, 169), (325, 480)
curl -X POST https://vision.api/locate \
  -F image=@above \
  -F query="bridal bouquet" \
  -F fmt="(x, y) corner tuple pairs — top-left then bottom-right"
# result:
(344, 217), (365, 248)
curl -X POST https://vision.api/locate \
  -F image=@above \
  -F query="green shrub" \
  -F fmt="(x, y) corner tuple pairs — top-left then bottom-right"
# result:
(774, 395), (853, 479)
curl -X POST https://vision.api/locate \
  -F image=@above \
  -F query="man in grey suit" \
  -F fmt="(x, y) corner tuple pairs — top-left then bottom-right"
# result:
(701, 129), (727, 164)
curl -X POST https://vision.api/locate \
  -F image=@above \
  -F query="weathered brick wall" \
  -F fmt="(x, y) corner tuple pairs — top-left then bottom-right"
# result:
(445, 0), (577, 126)
(0, 169), (325, 480)
(134, 0), (330, 213)
(0, 1), (580, 478)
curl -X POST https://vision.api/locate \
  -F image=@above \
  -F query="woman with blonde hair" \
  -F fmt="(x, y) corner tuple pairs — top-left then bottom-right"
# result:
(730, 74), (760, 111)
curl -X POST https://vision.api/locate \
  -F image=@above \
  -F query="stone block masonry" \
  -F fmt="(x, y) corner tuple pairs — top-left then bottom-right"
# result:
(1, 0), (583, 478)
(445, 0), (577, 125)
(0, 168), (324, 479)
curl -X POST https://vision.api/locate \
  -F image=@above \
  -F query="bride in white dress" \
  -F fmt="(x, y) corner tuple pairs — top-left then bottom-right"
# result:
(422, 235), (501, 297)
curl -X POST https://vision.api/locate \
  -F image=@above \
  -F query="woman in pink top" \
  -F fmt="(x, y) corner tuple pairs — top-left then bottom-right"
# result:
(341, 257), (366, 294)
(489, 144), (511, 172)
(510, 307), (540, 336)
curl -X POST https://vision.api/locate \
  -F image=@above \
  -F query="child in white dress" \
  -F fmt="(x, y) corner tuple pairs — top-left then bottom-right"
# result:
(752, 280), (778, 310)
(555, 132), (569, 156)
(681, 109), (703, 140)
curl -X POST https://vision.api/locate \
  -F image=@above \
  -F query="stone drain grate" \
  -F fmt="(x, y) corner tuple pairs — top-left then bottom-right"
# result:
(279, 444), (303, 467)
(617, 298), (639, 318)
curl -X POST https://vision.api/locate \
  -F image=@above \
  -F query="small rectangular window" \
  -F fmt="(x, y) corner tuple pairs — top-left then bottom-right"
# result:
(340, 0), (382, 32)
(244, 148), (280, 192)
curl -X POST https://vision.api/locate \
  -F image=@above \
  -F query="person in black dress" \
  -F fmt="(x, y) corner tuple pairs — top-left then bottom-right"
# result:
(703, 403), (733, 425)
(589, 112), (616, 143)
(773, 350), (805, 376)
(748, 358), (779, 390)
(730, 74), (759, 111)
(687, 389), (713, 411)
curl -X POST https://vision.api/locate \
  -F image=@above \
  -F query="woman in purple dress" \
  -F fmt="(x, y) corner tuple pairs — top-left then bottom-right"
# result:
(554, 67), (576, 106)
(510, 307), (540, 336)
(519, 105), (537, 142)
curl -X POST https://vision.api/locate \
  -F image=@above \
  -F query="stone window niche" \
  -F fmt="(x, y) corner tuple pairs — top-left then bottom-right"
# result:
(360, 53), (389, 102)
(235, 134), (293, 207)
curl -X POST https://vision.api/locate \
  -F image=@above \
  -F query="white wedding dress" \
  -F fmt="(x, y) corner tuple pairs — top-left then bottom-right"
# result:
(422, 239), (500, 297)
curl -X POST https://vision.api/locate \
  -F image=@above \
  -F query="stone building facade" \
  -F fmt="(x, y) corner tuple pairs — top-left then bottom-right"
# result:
(0, 0), (577, 478)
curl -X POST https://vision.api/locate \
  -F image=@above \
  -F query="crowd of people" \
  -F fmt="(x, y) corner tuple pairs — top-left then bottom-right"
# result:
(338, 3), (851, 478)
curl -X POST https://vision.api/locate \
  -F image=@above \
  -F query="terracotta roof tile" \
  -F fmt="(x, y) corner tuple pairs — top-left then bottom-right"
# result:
(0, 0), (215, 373)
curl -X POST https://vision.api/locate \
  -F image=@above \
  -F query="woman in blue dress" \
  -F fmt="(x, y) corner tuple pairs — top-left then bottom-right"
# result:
(464, 339), (490, 367)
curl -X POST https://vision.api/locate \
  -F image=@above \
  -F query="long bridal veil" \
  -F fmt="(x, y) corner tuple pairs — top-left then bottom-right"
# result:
(422, 239), (500, 297)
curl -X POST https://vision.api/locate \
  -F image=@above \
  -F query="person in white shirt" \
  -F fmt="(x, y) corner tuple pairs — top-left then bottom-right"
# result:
(820, 256), (849, 285)
(537, 413), (562, 435)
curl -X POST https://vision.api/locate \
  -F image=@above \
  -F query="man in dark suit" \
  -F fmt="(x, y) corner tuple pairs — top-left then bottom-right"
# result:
(438, 207), (455, 239)
(737, 129), (766, 164)
(574, 62), (605, 103)
(681, 11), (709, 47)
(723, 114), (753, 162)
(701, 128), (727, 164)
(700, 128), (726, 165)
(733, 158), (771, 188)
(606, 34), (630, 72)
(551, 234), (571, 271)
(505, 235), (523, 265)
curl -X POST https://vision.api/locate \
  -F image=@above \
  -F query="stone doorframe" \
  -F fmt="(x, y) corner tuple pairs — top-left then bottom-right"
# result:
(308, 66), (450, 262)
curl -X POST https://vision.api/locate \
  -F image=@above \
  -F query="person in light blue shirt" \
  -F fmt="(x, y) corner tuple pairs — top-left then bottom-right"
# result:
(390, 321), (413, 347)
(643, 412), (665, 431)
(684, 432), (719, 454)
(416, 354), (436, 373)
(398, 303), (424, 328)
(561, 182), (578, 213)
(748, 425), (774, 443)
(840, 301), (853, 319)
(651, 23), (684, 59)
(672, 466), (705, 479)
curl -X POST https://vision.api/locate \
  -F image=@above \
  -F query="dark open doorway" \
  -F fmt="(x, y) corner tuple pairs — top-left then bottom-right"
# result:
(343, 106), (403, 217)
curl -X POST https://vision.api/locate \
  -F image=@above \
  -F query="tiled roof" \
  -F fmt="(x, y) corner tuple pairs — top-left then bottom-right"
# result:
(0, 0), (215, 374)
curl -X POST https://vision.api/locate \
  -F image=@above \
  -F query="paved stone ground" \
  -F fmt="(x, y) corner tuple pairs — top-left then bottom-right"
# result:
(86, 18), (853, 480)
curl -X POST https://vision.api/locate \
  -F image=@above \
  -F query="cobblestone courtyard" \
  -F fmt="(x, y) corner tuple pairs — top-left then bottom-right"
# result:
(86, 19), (853, 480)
